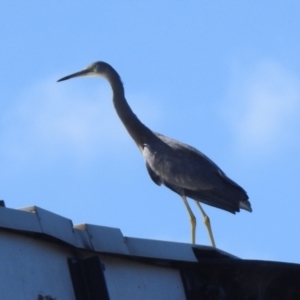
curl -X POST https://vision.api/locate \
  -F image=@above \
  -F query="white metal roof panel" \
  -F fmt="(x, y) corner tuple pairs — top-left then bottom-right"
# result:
(77, 224), (130, 255)
(20, 206), (77, 246)
(125, 237), (198, 262)
(0, 206), (41, 233)
(0, 204), (236, 262)
(73, 225), (94, 250)
(0, 229), (75, 300)
(102, 255), (186, 300)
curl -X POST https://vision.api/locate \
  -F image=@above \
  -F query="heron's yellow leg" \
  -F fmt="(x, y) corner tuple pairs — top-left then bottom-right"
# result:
(194, 201), (216, 248)
(181, 195), (196, 244)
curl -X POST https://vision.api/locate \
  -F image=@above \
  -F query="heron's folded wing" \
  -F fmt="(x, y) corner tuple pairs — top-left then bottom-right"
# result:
(143, 144), (218, 191)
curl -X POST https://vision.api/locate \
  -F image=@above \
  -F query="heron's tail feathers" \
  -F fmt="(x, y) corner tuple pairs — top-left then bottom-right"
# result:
(239, 199), (252, 212)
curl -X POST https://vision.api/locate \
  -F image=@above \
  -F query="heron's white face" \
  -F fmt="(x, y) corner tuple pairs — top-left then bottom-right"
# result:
(80, 70), (99, 78)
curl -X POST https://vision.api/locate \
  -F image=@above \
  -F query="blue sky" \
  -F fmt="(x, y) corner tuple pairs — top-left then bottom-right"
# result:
(1, 2), (300, 263)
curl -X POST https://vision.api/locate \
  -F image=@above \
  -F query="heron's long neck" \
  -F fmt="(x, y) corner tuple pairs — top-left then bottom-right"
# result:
(105, 70), (154, 147)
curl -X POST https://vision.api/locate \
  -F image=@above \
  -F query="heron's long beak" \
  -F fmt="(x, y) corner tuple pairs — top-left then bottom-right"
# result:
(57, 68), (92, 82)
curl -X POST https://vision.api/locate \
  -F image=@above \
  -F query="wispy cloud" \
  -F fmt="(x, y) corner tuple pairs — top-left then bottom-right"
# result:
(0, 77), (162, 168)
(222, 60), (300, 156)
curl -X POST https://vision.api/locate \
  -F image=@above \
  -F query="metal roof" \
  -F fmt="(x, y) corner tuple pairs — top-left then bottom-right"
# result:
(1, 201), (300, 299)
(0, 202), (234, 262)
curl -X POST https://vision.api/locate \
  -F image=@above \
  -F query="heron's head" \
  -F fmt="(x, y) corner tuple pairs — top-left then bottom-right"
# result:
(57, 61), (113, 82)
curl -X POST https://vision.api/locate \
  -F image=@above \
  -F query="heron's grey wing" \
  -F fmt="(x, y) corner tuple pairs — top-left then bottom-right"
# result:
(143, 133), (250, 213)
(152, 133), (248, 192)
(160, 149), (218, 191)
(217, 168), (245, 189)
(142, 140), (217, 191)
